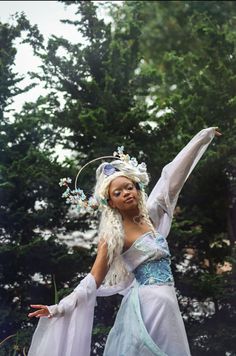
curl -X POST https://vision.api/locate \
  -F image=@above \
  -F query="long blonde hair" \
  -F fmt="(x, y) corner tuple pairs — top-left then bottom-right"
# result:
(94, 160), (153, 285)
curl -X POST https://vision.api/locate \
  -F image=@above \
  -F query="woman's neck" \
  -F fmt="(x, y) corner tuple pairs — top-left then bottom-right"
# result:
(121, 207), (141, 222)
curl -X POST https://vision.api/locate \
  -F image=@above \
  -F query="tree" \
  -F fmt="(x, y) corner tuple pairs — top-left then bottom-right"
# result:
(25, 1), (236, 354)
(23, 1), (163, 353)
(0, 13), (43, 121)
(0, 16), (94, 354)
(120, 1), (236, 354)
(1, 1), (236, 354)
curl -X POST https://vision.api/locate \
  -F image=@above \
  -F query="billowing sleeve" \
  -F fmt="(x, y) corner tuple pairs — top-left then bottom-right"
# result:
(28, 273), (97, 356)
(147, 127), (216, 238)
(46, 273), (95, 318)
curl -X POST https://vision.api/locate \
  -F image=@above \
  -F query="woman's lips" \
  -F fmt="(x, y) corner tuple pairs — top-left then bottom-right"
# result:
(125, 197), (134, 203)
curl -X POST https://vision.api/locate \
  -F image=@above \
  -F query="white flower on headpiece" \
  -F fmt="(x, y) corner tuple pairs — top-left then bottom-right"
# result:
(59, 146), (149, 215)
(137, 162), (147, 172)
(88, 196), (99, 208)
(123, 154), (130, 163)
(130, 157), (138, 167)
(59, 177), (72, 187)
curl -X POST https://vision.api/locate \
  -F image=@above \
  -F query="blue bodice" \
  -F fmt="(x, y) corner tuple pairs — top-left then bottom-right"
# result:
(122, 231), (174, 286)
(133, 257), (174, 286)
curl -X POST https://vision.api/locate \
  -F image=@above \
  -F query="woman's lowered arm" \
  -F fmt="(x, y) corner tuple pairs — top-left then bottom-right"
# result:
(28, 240), (109, 319)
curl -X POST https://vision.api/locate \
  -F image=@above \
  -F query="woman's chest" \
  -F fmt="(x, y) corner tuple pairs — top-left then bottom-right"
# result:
(121, 232), (171, 272)
(123, 223), (152, 251)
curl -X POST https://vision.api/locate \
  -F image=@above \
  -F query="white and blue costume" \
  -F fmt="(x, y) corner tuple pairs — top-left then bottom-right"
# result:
(104, 231), (185, 356)
(28, 127), (216, 356)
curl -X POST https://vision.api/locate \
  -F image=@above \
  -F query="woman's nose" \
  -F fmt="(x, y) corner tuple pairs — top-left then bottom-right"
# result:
(123, 189), (130, 196)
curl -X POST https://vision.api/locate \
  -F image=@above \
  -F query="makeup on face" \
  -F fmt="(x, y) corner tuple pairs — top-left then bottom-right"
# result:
(108, 176), (139, 210)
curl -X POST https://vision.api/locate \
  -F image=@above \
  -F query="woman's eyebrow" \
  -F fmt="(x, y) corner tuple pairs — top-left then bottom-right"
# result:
(111, 182), (133, 192)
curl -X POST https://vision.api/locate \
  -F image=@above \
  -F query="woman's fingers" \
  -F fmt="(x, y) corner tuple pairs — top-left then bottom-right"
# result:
(30, 304), (45, 309)
(214, 127), (222, 136)
(28, 305), (49, 318)
(28, 310), (48, 318)
(28, 311), (37, 318)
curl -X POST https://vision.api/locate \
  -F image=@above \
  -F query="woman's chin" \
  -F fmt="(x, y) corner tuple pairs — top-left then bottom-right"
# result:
(123, 201), (138, 211)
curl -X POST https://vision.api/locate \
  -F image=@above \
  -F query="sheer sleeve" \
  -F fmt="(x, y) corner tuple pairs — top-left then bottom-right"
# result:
(46, 273), (96, 317)
(147, 127), (216, 237)
(28, 274), (97, 356)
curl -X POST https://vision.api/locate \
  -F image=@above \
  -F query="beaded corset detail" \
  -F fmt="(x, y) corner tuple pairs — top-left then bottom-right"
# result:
(133, 233), (174, 286)
(133, 258), (174, 286)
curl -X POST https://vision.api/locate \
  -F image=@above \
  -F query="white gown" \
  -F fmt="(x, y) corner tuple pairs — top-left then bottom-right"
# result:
(28, 127), (216, 356)
(103, 231), (190, 356)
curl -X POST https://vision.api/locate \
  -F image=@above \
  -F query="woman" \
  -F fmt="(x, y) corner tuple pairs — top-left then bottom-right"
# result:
(28, 127), (222, 356)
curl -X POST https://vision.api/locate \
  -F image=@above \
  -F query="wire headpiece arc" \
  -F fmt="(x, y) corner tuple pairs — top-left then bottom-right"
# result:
(74, 155), (117, 190)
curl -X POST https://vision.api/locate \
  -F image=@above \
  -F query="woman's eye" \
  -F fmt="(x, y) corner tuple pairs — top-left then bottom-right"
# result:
(127, 185), (134, 190)
(114, 191), (120, 197)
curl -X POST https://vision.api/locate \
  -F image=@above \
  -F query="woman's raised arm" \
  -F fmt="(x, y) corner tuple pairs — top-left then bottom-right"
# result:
(147, 127), (222, 237)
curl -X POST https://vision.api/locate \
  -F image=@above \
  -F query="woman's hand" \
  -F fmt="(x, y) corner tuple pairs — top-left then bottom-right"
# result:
(28, 304), (50, 318)
(214, 127), (222, 137)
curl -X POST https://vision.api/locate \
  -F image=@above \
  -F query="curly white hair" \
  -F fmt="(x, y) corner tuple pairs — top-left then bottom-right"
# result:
(94, 160), (153, 285)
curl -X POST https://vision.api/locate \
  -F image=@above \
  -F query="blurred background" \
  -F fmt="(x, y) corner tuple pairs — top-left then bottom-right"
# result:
(0, 1), (235, 355)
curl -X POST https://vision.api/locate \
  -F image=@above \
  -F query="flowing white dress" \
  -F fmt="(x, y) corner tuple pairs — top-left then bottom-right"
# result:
(103, 230), (190, 356)
(28, 127), (216, 356)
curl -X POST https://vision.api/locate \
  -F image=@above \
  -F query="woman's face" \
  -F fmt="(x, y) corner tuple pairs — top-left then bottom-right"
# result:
(108, 176), (139, 212)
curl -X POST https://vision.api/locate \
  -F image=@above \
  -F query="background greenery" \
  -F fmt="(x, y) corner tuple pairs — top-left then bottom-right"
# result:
(0, 1), (235, 355)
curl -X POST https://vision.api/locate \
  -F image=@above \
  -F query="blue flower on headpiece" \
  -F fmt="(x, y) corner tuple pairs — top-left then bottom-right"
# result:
(138, 182), (145, 190)
(103, 164), (117, 176)
(101, 198), (108, 206)
(75, 188), (86, 201)
(117, 146), (124, 155)
(62, 187), (70, 198)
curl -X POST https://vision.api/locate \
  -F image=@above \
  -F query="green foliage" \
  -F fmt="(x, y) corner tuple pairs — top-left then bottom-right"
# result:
(129, 2), (236, 353)
(0, 12), (94, 352)
(1, 1), (236, 355)
(0, 13), (43, 119)
(30, 0), (157, 167)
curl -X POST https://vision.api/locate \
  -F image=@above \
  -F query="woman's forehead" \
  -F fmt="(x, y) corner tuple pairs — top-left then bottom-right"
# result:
(109, 176), (133, 190)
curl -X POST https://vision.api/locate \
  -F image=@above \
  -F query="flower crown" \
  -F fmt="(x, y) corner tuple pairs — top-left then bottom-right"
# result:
(59, 146), (147, 214)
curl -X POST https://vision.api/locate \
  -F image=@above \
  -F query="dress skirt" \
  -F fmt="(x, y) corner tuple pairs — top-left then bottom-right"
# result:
(104, 283), (191, 356)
